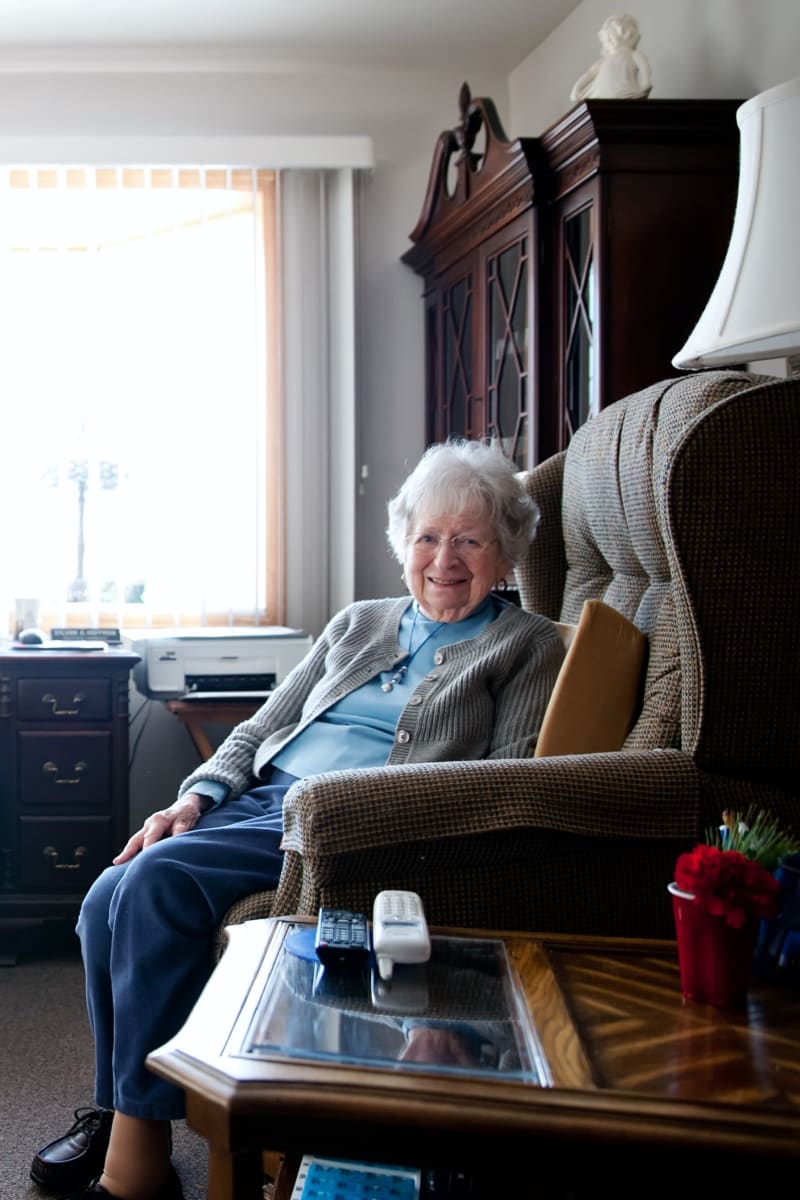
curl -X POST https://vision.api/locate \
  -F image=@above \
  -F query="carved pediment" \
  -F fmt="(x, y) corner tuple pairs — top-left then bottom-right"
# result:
(402, 82), (539, 275)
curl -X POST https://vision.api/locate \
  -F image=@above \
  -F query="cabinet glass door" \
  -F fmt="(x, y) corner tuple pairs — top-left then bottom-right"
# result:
(563, 206), (596, 442)
(440, 271), (475, 443)
(486, 234), (530, 469)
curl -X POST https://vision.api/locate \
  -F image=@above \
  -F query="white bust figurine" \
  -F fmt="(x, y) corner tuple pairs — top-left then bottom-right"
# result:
(570, 13), (652, 103)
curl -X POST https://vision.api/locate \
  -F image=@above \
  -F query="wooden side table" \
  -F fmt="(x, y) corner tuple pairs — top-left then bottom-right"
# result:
(148, 917), (800, 1199)
(165, 697), (264, 761)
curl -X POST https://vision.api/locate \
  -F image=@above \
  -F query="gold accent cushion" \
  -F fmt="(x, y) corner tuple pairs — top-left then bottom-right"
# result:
(535, 600), (647, 757)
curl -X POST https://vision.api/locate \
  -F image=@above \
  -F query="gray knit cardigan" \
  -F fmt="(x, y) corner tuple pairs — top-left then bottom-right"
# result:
(178, 597), (564, 803)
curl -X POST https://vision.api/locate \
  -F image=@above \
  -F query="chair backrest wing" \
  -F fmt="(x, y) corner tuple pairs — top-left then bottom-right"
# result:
(516, 370), (784, 757)
(666, 375), (800, 789)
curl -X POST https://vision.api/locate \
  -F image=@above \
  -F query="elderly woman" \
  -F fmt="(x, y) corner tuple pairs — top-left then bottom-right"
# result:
(31, 439), (564, 1200)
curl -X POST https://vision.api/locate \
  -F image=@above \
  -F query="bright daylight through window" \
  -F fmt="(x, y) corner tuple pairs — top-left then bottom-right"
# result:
(0, 166), (280, 636)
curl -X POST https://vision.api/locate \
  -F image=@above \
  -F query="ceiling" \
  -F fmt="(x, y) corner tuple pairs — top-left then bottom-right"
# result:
(0, 0), (582, 72)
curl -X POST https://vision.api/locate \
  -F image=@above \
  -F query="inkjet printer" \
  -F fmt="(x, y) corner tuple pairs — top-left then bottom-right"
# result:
(129, 626), (312, 700)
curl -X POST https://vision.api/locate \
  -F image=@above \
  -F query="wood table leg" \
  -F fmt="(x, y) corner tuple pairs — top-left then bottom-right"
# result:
(272, 1152), (302, 1200)
(182, 719), (215, 761)
(165, 699), (264, 762)
(206, 1143), (264, 1200)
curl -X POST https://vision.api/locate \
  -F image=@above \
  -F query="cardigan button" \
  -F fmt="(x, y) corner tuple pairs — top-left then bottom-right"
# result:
(433, 651), (444, 665)
(396, 729), (411, 744)
(409, 693), (423, 705)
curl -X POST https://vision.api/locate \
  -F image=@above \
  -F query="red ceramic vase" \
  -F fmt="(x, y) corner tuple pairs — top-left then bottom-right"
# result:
(668, 882), (759, 1008)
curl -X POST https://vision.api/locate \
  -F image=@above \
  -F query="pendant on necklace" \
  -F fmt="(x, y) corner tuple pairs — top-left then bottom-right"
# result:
(382, 663), (408, 692)
(382, 610), (444, 693)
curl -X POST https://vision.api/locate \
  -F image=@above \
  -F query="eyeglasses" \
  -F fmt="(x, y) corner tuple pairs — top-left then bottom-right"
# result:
(405, 532), (497, 560)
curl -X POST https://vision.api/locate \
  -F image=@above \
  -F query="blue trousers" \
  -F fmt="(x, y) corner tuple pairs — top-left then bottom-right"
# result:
(76, 774), (294, 1119)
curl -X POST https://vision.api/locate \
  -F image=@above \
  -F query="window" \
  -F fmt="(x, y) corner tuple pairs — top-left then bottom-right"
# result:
(0, 165), (281, 633)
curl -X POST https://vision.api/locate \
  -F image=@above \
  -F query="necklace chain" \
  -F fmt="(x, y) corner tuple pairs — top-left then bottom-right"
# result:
(381, 607), (443, 693)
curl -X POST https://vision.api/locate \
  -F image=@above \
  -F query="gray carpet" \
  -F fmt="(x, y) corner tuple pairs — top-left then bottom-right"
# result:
(0, 921), (209, 1200)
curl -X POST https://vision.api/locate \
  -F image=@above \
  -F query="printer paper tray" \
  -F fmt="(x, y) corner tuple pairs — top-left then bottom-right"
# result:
(181, 691), (270, 701)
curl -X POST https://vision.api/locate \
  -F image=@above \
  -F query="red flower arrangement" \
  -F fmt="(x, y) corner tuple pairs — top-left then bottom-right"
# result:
(674, 844), (780, 929)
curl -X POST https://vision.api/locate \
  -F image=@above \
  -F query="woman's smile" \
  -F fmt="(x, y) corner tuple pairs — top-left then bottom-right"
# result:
(404, 508), (511, 623)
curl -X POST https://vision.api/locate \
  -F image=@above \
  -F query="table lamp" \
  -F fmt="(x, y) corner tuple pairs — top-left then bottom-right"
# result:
(672, 76), (800, 376)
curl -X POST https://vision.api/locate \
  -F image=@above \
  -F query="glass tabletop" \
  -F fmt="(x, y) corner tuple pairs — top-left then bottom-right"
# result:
(239, 924), (548, 1083)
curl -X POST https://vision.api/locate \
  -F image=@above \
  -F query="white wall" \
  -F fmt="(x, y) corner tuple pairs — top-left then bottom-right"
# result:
(509, 0), (798, 136)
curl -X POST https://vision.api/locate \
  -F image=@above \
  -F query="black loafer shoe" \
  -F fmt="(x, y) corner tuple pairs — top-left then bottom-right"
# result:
(60, 1166), (184, 1200)
(30, 1107), (114, 1192)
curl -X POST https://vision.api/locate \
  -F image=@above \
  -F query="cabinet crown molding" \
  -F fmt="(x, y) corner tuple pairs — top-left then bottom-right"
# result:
(402, 81), (539, 274)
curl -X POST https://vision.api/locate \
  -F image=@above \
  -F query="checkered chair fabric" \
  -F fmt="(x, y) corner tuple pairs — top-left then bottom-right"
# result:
(219, 370), (800, 950)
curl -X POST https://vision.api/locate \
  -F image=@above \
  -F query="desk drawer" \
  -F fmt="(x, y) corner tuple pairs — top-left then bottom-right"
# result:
(19, 731), (112, 806)
(17, 677), (111, 722)
(18, 815), (112, 891)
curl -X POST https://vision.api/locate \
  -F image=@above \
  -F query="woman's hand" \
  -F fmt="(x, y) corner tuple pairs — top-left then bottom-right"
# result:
(399, 1026), (479, 1066)
(113, 792), (213, 865)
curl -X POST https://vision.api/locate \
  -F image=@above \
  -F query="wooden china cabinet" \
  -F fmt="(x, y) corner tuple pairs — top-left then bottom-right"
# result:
(401, 83), (542, 470)
(403, 86), (742, 466)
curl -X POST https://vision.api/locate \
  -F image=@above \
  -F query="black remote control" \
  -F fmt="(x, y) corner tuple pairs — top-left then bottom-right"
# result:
(314, 907), (371, 969)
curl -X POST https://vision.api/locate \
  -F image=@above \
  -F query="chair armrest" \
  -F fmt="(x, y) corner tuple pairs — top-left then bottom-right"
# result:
(274, 751), (701, 936)
(224, 757), (798, 940)
(281, 749), (699, 860)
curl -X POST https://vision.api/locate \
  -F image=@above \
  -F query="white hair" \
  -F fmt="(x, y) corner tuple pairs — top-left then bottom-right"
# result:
(386, 439), (540, 565)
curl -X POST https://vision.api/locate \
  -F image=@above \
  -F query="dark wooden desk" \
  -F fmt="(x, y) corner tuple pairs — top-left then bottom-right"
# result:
(148, 917), (800, 1199)
(0, 648), (140, 945)
(165, 697), (264, 760)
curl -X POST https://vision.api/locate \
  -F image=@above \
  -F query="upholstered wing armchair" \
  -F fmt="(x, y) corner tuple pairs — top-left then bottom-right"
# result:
(224, 370), (800, 942)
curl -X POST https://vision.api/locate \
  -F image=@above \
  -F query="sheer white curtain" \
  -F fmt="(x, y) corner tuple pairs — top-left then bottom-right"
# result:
(0, 166), (277, 632)
(0, 149), (368, 640)
(281, 168), (361, 638)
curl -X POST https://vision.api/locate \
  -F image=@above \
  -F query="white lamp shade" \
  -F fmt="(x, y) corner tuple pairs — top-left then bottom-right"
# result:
(673, 77), (800, 369)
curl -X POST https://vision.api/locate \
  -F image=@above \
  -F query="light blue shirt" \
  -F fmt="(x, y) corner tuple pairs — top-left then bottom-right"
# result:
(271, 597), (500, 778)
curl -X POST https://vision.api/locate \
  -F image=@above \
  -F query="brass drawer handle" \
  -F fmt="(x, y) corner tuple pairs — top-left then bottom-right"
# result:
(43, 845), (88, 870)
(41, 692), (87, 717)
(42, 760), (88, 785)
